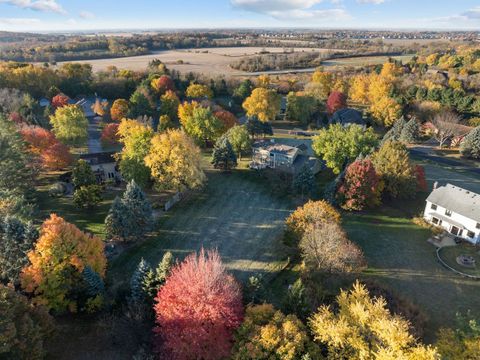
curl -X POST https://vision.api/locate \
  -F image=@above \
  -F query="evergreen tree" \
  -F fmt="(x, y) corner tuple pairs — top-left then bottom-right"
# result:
(82, 265), (105, 297)
(104, 181), (153, 241)
(399, 117), (420, 144)
(0, 215), (38, 284)
(282, 278), (309, 321)
(211, 136), (237, 171)
(460, 126), (480, 159)
(122, 180), (153, 232)
(293, 165), (315, 198)
(143, 251), (174, 302)
(72, 159), (96, 188)
(381, 116), (406, 144)
(105, 196), (130, 240)
(130, 258), (152, 305)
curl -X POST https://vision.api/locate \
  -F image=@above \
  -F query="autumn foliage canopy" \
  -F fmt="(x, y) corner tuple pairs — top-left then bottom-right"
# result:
(101, 123), (120, 145)
(326, 91), (347, 114)
(51, 93), (70, 109)
(154, 249), (243, 360)
(21, 214), (106, 313)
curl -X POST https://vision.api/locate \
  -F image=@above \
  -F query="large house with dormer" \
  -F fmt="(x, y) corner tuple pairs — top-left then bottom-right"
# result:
(424, 183), (480, 244)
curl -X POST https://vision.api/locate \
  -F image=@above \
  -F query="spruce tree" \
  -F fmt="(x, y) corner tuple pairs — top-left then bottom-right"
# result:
(211, 136), (237, 171)
(82, 266), (105, 297)
(0, 215), (38, 284)
(130, 258), (152, 305)
(143, 251), (174, 302)
(381, 116), (406, 144)
(293, 165), (315, 198)
(399, 118), (419, 144)
(122, 180), (153, 233)
(104, 196), (131, 240)
(460, 126), (480, 159)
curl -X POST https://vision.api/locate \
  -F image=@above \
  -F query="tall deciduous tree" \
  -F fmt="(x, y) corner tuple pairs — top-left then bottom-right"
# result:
(49, 105), (88, 145)
(151, 75), (175, 95)
(214, 109), (238, 130)
(145, 129), (206, 191)
(243, 88), (281, 122)
(285, 92), (317, 125)
(72, 159), (96, 188)
(225, 125), (252, 160)
(212, 136), (237, 171)
(312, 124), (378, 174)
(309, 281), (438, 359)
(372, 141), (417, 199)
(179, 106), (224, 146)
(185, 83), (213, 99)
(100, 123), (120, 146)
(326, 91), (347, 114)
(21, 214), (107, 313)
(51, 93), (70, 109)
(160, 90), (180, 121)
(110, 99), (130, 122)
(117, 118), (154, 187)
(300, 222), (366, 273)
(430, 111), (462, 148)
(285, 200), (341, 245)
(232, 303), (319, 360)
(337, 159), (383, 211)
(154, 249), (243, 360)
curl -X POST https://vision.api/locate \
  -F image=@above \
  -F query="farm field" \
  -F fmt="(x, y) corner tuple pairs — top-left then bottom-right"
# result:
(57, 46), (333, 75)
(322, 54), (414, 67)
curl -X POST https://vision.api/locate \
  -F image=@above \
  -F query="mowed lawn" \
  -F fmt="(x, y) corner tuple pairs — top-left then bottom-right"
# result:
(344, 163), (480, 342)
(109, 168), (293, 287)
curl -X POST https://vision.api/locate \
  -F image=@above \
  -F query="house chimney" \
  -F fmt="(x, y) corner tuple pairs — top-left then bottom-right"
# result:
(433, 181), (438, 190)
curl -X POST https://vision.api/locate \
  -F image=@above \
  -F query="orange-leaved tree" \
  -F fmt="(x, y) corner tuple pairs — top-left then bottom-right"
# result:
(110, 99), (130, 122)
(154, 249), (244, 360)
(21, 214), (106, 313)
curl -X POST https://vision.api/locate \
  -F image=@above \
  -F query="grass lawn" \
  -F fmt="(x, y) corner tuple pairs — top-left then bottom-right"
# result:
(343, 201), (480, 342)
(439, 245), (480, 278)
(109, 163), (294, 290)
(36, 172), (121, 237)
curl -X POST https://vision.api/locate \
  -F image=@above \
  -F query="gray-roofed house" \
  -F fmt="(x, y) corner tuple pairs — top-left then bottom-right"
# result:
(424, 183), (480, 244)
(250, 140), (321, 174)
(330, 108), (366, 128)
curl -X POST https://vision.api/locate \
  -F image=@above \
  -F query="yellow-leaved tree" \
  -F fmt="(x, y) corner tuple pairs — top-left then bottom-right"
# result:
(185, 83), (213, 99)
(242, 88), (281, 122)
(232, 304), (320, 360)
(309, 281), (439, 360)
(367, 74), (402, 126)
(21, 214), (106, 313)
(349, 74), (370, 104)
(144, 129), (206, 191)
(311, 69), (333, 99)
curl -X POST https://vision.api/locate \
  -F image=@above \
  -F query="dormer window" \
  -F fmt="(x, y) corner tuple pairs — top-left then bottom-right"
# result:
(430, 204), (437, 210)
(445, 209), (452, 217)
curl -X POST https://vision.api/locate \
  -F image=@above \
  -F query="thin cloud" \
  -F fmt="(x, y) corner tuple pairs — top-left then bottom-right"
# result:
(462, 7), (480, 20)
(79, 10), (95, 19)
(0, 0), (66, 14)
(356, 0), (385, 4)
(231, 0), (349, 22)
(0, 17), (41, 24)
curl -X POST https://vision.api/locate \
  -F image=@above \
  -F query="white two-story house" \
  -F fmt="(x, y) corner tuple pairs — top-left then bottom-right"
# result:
(424, 183), (480, 245)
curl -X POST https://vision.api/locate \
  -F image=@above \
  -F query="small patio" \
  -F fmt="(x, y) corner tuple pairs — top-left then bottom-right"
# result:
(427, 232), (457, 248)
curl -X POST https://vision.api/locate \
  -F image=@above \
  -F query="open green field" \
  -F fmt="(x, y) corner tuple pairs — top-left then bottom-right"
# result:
(109, 166), (293, 288)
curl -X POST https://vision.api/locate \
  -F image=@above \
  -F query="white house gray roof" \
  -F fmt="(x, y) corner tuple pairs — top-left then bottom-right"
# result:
(426, 183), (480, 222)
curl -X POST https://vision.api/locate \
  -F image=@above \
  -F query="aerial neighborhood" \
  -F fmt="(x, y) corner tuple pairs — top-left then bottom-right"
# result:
(1, 1), (480, 359)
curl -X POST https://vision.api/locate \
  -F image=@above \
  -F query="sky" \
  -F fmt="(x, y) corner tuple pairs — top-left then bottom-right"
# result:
(0, 0), (479, 32)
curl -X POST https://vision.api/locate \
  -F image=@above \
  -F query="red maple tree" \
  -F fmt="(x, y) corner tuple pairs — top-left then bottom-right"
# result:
(327, 91), (347, 114)
(414, 165), (427, 192)
(51, 94), (70, 109)
(101, 123), (120, 145)
(337, 159), (382, 211)
(214, 110), (238, 130)
(152, 75), (175, 95)
(154, 249), (243, 360)
(42, 142), (73, 170)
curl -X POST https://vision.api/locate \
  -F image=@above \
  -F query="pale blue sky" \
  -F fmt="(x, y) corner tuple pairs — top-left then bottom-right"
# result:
(0, 0), (479, 32)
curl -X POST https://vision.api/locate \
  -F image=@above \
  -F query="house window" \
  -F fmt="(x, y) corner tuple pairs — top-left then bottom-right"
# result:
(467, 231), (475, 239)
(432, 217), (440, 225)
(476, 223), (480, 229)
(430, 203), (437, 210)
(445, 209), (452, 217)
